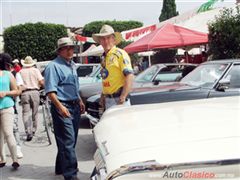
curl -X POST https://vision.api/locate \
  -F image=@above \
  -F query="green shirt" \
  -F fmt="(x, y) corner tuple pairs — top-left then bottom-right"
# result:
(0, 71), (14, 109)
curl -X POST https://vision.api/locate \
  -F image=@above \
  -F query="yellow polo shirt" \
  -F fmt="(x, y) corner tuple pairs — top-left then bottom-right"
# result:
(101, 46), (133, 95)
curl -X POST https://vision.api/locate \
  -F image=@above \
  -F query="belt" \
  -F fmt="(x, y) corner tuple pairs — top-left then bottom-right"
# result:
(59, 99), (80, 105)
(22, 88), (39, 93)
(105, 87), (123, 98)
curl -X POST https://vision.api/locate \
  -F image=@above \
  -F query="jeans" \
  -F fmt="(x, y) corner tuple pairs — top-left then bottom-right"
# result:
(51, 102), (81, 180)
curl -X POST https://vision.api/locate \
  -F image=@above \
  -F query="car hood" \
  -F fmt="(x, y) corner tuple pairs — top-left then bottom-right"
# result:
(94, 96), (240, 175)
(131, 82), (198, 94)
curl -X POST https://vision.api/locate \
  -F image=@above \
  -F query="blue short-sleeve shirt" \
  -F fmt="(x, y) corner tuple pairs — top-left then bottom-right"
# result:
(44, 56), (80, 101)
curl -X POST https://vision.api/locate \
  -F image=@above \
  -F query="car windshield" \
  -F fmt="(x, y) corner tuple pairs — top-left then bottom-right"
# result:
(181, 63), (228, 88)
(153, 65), (192, 82)
(77, 65), (99, 77)
(135, 65), (159, 82)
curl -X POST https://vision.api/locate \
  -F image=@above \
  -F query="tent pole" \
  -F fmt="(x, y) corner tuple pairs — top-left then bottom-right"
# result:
(148, 55), (151, 66)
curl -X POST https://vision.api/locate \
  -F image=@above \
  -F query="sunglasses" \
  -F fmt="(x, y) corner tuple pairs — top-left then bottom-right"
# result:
(59, 46), (74, 52)
(65, 46), (74, 50)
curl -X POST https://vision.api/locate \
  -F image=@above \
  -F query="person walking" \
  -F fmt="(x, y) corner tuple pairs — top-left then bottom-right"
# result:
(19, 56), (44, 141)
(12, 59), (22, 72)
(0, 53), (20, 169)
(92, 25), (134, 110)
(1, 54), (24, 158)
(44, 37), (85, 180)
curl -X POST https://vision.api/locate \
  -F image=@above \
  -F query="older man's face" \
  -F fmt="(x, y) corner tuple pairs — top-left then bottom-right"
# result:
(99, 35), (115, 52)
(59, 46), (74, 61)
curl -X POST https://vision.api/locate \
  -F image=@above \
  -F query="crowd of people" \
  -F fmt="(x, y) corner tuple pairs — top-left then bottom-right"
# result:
(0, 25), (134, 180)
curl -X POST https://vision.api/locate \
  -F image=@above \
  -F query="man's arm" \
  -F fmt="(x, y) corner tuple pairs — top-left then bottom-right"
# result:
(36, 68), (45, 88)
(119, 73), (134, 104)
(79, 98), (85, 114)
(39, 79), (44, 88)
(44, 64), (70, 118)
(47, 92), (71, 118)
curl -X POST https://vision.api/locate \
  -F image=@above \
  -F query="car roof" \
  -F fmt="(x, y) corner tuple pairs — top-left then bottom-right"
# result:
(154, 63), (197, 68)
(202, 59), (240, 64)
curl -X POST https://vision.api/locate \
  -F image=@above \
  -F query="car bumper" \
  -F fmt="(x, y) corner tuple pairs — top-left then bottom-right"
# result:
(85, 113), (100, 126)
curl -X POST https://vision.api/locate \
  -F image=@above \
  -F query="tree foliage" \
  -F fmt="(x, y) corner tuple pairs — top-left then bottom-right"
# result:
(208, 6), (240, 60)
(82, 20), (143, 37)
(159, 0), (179, 22)
(3, 22), (67, 61)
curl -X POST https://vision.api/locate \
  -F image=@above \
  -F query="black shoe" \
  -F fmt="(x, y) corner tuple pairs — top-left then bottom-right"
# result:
(67, 177), (79, 180)
(12, 162), (20, 170)
(71, 177), (80, 180)
(55, 171), (62, 175)
(26, 134), (33, 141)
(0, 162), (6, 168)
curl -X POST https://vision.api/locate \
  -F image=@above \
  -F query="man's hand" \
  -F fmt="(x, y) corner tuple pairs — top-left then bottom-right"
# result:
(118, 95), (126, 105)
(0, 92), (7, 98)
(79, 100), (85, 114)
(59, 104), (71, 118)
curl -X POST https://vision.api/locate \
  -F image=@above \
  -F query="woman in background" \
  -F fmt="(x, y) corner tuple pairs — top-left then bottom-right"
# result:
(0, 53), (20, 169)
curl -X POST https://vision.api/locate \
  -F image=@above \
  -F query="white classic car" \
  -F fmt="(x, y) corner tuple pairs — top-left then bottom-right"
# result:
(91, 96), (240, 180)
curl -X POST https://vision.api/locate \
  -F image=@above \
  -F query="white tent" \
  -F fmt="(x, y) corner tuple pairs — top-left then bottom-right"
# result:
(157, 4), (236, 33)
(80, 45), (104, 57)
(176, 7), (222, 33)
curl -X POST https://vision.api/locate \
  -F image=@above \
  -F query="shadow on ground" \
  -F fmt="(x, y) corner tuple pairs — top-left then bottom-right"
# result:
(0, 164), (90, 180)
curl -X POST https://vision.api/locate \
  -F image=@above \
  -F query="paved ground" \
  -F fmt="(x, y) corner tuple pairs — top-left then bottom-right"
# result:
(0, 103), (96, 180)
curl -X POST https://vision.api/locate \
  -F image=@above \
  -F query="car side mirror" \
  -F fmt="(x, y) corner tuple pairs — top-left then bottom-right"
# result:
(153, 79), (160, 86)
(217, 79), (230, 91)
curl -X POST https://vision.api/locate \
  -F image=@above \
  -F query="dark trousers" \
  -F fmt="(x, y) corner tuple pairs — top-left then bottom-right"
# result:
(51, 102), (81, 180)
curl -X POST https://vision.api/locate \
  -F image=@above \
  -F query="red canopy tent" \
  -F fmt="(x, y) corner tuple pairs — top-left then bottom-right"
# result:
(124, 23), (208, 54)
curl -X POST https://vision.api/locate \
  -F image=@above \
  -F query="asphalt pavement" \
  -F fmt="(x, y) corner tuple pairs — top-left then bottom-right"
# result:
(0, 103), (96, 180)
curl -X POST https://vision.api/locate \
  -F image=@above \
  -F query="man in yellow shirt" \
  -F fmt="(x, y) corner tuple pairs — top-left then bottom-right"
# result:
(93, 25), (134, 109)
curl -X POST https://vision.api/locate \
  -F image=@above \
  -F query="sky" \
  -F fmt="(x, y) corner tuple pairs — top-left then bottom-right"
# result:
(0, 0), (236, 34)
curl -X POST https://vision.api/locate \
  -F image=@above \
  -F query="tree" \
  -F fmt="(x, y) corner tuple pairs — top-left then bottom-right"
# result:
(159, 0), (178, 22)
(82, 20), (143, 37)
(208, 6), (240, 60)
(3, 22), (67, 61)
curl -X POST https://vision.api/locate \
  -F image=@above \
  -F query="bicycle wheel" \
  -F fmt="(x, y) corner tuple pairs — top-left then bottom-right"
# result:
(42, 104), (52, 145)
(45, 101), (54, 133)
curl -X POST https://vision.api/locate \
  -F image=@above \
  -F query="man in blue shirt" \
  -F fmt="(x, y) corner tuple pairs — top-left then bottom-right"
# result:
(44, 37), (85, 180)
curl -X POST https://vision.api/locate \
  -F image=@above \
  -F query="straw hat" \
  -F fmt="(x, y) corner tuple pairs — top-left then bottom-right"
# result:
(92, 25), (123, 45)
(55, 37), (75, 52)
(21, 56), (37, 67)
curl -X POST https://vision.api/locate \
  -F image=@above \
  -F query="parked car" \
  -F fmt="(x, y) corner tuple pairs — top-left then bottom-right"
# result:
(80, 63), (196, 104)
(91, 96), (240, 180)
(86, 60), (240, 123)
(77, 64), (101, 85)
(134, 63), (197, 87)
(36, 61), (51, 74)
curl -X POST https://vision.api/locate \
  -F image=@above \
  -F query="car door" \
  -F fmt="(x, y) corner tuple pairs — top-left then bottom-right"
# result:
(208, 63), (240, 98)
